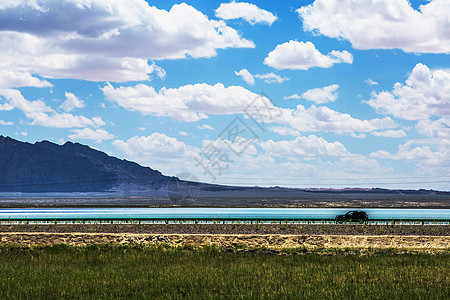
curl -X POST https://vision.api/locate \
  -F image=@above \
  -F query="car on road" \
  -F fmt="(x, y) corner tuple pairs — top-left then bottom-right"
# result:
(335, 211), (368, 223)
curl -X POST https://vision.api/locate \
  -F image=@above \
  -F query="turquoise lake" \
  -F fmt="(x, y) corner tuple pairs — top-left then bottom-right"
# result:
(0, 208), (449, 220)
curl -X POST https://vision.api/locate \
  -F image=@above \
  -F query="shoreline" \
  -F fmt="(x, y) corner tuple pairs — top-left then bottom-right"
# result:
(2, 204), (450, 209)
(1, 195), (449, 209)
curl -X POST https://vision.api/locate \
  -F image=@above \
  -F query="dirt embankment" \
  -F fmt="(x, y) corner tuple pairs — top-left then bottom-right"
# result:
(1, 224), (449, 236)
(0, 232), (449, 250)
(1, 224), (448, 250)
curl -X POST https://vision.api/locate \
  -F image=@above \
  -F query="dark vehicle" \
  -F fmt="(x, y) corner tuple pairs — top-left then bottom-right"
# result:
(335, 211), (368, 223)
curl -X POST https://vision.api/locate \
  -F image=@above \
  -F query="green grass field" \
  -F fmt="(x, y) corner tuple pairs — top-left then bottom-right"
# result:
(0, 245), (448, 299)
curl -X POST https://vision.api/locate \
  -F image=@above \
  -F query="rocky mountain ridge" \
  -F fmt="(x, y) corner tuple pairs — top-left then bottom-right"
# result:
(0, 136), (168, 192)
(0, 136), (448, 198)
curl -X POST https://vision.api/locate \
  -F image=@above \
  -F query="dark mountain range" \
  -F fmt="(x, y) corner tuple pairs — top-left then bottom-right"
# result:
(0, 136), (448, 200)
(0, 136), (290, 196)
(0, 136), (169, 193)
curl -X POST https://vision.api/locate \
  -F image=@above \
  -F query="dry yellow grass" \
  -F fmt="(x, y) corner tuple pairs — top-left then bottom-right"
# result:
(1, 232), (449, 250)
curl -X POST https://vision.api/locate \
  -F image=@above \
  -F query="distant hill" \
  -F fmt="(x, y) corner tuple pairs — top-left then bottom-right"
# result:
(0, 136), (448, 199)
(0, 136), (168, 192)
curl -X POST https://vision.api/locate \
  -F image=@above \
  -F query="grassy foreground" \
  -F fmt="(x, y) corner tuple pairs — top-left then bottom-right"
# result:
(0, 245), (448, 299)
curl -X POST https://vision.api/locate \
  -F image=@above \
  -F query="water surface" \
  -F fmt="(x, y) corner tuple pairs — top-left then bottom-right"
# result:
(0, 208), (448, 220)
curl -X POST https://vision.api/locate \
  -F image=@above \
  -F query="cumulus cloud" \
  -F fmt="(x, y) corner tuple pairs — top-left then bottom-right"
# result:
(275, 104), (399, 134)
(370, 141), (446, 167)
(283, 85), (339, 104)
(101, 82), (260, 122)
(367, 63), (450, 120)
(254, 72), (289, 84)
(270, 126), (301, 136)
(215, 1), (277, 25)
(298, 0), (450, 54)
(0, 88), (104, 128)
(113, 133), (263, 179)
(371, 129), (407, 138)
(259, 135), (348, 160)
(113, 133), (195, 159)
(0, 0), (254, 82)
(264, 41), (352, 70)
(68, 128), (115, 143)
(235, 69), (287, 84)
(59, 92), (85, 112)
(102, 80), (399, 136)
(112, 133), (202, 175)
(112, 132), (397, 188)
(111, 131), (446, 189)
(235, 69), (255, 85)
(416, 118), (450, 139)
(301, 84), (338, 104)
(0, 70), (52, 88)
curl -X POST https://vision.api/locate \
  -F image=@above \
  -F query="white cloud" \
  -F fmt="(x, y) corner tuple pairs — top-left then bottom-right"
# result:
(275, 104), (399, 134)
(215, 1), (277, 25)
(365, 79), (379, 86)
(264, 41), (352, 70)
(301, 84), (338, 104)
(349, 132), (367, 139)
(0, 100), (15, 111)
(113, 133), (256, 178)
(112, 132), (408, 189)
(254, 72), (289, 84)
(68, 128), (115, 143)
(0, 88), (104, 128)
(367, 63), (450, 120)
(112, 133), (200, 175)
(101, 82), (259, 122)
(329, 50), (353, 64)
(235, 69), (288, 84)
(0, 120), (13, 125)
(20, 131), (27, 136)
(298, 0), (450, 54)
(370, 141), (446, 167)
(113, 133), (258, 179)
(371, 129), (407, 138)
(416, 118), (450, 139)
(270, 126), (301, 136)
(178, 131), (189, 136)
(113, 133), (196, 160)
(0, 0), (254, 82)
(149, 64), (167, 80)
(102, 80), (400, 137)
(332, 154), (387, 175)
(235, 69), (255, 85)
(259, 135), (348, 160)
(59, 92), (85, 112)
(0, 70), (52, 88)
(202, 135), (258, 157)
(198, 124), (214, 130)
(283, 94), (302, 100)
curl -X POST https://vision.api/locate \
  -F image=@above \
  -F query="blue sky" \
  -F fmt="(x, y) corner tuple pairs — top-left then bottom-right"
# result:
(0, 0), (449, 190)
